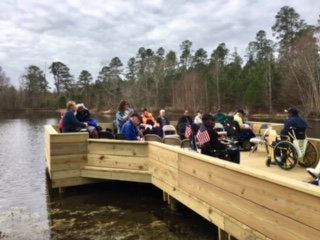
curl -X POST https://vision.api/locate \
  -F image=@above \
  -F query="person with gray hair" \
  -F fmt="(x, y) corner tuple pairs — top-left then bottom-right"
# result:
(156, 109), (170, 137)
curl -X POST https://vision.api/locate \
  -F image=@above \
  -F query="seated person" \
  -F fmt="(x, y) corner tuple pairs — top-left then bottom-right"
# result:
(58, 110), (64, 133)
(76, 103), (98, 138)
(194, 110), (203, 124)
(275, 107), (307, 162)
(141, 108), (160, 135)
(200, 114), (240, 164)
(121, 112), (142, 141)
(213, 108), (227, 125)
(62, 101), (88, 133)
(177, 110), (194, 140)
(156, 109), (171, 137)
(233, 109), (255, 139)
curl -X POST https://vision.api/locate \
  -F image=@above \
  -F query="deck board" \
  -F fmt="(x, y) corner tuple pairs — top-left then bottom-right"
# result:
(240, 147), (313, 183)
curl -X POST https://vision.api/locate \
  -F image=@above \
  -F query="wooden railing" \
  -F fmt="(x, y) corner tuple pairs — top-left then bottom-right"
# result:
(45, 123), (320, 240)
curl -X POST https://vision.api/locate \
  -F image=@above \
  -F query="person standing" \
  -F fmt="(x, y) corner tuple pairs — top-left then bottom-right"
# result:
(62, 101), (88, 133)
(116, 100), (133, 134)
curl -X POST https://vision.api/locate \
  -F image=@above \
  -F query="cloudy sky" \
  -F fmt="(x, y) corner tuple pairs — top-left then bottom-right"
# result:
(1, 0), (319, 88)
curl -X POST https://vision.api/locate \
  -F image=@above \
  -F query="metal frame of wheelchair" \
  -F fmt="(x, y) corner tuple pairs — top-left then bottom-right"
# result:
(265, 131), (319, 170)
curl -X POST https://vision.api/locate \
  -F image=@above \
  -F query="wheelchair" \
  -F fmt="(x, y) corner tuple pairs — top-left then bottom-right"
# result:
(265, 127), (319, 170)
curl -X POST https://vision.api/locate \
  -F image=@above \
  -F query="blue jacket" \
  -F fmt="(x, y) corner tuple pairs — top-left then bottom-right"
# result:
(121, 119), (139, 140)
(62, 109), (86, 133)
(116, 111), (127, 133)
(281, 115), (307, 135)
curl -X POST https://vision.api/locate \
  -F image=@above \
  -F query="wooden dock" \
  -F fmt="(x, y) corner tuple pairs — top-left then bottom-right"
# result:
(44, 123), (320, 240)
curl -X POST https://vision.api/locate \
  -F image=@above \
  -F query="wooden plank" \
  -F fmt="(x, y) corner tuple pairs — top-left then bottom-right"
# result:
(51, 169), (81, 180)
(45, 125), (58, 135)
(148, 144), (179, 169)
(81, 166), (151, 183)
(149, 159), (178, 186)
(51, 142), (88, 156)
(178, 171), (319, 240)
(87, 153), (148, 170)
(224, 218), (271, 240)
(50, 154), (87, 171)
(88, 141), (148, 157)
(50, 133), (89, 143)
(178, 154), (320, 231)
(152, 176), (268, 240)
(51, 177), (104, 188)
(45, 147), (51, 173)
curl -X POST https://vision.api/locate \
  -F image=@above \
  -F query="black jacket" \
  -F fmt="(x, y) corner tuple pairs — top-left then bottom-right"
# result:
(201, 124), (226, 156)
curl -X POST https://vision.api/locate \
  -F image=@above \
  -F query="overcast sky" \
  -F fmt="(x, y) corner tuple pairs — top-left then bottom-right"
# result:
(1, 0), (319, 89)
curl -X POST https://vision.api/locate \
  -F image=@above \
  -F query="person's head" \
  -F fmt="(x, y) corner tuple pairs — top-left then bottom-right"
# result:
(141, 108), (148, 117)
(217, 108), (221, 113)
(202, 113), (215, 127)
(237, 109), (246, 117)
(76, 103), (85, 113)
(117, 100), (129, 112)
(184, 110), (190, 116)
(66, 101), (77, 112)
(159, 109), (166, 117)
(130, 112), (141, 126)
(286, 107), (299, 117)
(197, 110), (203, 118)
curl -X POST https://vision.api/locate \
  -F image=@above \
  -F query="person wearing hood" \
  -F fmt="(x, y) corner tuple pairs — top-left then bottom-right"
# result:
(76, 103), (98, 138)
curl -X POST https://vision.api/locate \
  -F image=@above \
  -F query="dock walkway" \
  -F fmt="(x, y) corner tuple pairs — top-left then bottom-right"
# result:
(45, 123), (320, 240)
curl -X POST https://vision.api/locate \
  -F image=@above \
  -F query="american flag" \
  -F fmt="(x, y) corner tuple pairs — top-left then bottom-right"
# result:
(185, 120), (192, 138)
(196, 123), (210, 145)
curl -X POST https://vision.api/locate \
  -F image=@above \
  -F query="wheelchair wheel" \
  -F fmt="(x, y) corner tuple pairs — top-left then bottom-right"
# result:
(298, 141), (319, 167)
(273, 141), (298, 170)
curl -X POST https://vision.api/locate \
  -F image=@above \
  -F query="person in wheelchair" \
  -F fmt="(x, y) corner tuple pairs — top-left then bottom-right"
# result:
(275, 107), (307, 163)
(200, 114), (240, 164)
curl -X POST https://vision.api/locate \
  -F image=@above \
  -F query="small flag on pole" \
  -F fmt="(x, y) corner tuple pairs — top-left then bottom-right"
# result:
(185, 120), (192, 138)
(196, 123), (210, 145)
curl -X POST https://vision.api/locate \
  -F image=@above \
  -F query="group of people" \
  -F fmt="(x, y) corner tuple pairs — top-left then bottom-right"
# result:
(59, 100), (320, 181)
(59, 101), (99, 138)
(114, 102), (242, 164)
(115, 100), (171, 140)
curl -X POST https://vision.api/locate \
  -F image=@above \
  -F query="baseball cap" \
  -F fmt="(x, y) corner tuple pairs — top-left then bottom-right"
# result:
(202, 113), (215, 122)
(237, 109), (246, 115)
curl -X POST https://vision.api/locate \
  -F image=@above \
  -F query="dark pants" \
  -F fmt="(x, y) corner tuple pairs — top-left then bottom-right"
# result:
(210, 147), (240, 164)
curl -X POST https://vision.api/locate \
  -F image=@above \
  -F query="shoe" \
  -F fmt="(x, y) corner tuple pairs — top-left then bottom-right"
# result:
(275, 156), (282, 162)
(307, 168), (320, 179)
(308, 178), (319, 186)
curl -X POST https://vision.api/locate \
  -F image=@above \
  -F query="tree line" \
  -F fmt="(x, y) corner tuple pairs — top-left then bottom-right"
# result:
(0, 6), (319, 116)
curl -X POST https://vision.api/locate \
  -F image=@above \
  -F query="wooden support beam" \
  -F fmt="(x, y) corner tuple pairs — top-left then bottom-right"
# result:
(81, 166), (151, 183)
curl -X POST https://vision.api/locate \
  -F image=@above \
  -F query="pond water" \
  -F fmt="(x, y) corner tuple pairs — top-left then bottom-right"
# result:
(0, 113), (217, 240)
